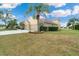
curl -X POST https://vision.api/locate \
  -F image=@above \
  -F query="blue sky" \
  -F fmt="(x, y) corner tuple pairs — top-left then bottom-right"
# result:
(0, 3), (79, 27)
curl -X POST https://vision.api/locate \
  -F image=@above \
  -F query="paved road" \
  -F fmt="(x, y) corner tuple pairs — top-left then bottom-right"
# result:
(0, 30), (29, 35)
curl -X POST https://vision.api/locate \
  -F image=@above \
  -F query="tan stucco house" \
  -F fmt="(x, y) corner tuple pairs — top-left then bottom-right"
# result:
(23, 17), (60, 32)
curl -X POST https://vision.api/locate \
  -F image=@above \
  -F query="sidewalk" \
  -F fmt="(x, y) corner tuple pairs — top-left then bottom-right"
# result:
(0, 30), (29, 35)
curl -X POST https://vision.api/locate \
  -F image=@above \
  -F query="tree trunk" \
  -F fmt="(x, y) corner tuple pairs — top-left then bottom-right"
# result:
(2, 19), (7, 29)
(36, 13), (40, 32)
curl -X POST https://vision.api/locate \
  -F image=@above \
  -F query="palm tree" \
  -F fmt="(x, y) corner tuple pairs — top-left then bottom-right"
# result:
(25, 3), (49, 32)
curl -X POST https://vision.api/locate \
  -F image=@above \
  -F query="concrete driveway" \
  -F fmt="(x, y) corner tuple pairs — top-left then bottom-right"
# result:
(0, 30), (29, 35)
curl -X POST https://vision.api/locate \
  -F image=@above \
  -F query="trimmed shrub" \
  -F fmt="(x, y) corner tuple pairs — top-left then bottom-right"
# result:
(75, 25), (79, 30)
(49, 27), (58, 31)
(40, 26), (47, 31)
(40, 26), (58, 31)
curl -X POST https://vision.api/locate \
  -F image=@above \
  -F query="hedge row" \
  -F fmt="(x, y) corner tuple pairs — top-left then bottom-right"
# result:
(40, 26), (58, 31)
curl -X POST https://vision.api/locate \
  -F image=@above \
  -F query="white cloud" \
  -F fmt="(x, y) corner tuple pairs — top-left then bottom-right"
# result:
(61, 22), (67, 27)
(3, 14), (16, 19)
(50, 9), (72, 17)
(72, 5), (79, 15)
(43, 12), (50, 18)
(45, 3), (66, 8)
(40, 15), (45, 19)
(10, 15), (16, 19)
(0, 3), (20, 9)
(3, 14), (6, 18)
(49, 5), (79, 17)
(43, 4), (79, 17)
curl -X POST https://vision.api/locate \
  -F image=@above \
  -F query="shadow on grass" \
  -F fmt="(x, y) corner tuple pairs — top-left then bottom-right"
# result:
(29, 32), (44, 34)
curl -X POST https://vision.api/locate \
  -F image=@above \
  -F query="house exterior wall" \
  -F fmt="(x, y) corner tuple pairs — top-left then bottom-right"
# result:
(24, 17), (60, 32)
(52, 19), (60, 30)
(24, 17), (38, 32)
(24, 21), (30, 30)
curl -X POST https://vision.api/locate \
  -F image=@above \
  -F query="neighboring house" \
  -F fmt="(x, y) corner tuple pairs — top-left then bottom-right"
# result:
(23, 17), (60, 32)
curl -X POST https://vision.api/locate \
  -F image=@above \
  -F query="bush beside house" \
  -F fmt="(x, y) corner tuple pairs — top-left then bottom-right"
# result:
(40, 26), (58, 31)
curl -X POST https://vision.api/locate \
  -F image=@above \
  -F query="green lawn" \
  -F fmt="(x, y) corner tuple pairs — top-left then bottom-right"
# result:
(0, 29), (79, 56)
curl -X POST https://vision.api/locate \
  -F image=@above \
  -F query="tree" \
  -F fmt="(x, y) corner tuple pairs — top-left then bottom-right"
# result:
(25, 3), (50, 32)
(0, 10), (4, 19)
(0, 10), (7, 26)
(0, 9), (12, 27)
(67, 18), (79, 30)
(19, 22), (25, 30)
(6, 19), (18, 29)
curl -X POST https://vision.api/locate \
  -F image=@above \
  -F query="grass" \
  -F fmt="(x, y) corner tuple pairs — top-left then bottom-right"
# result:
(0, 29), (79, 55)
